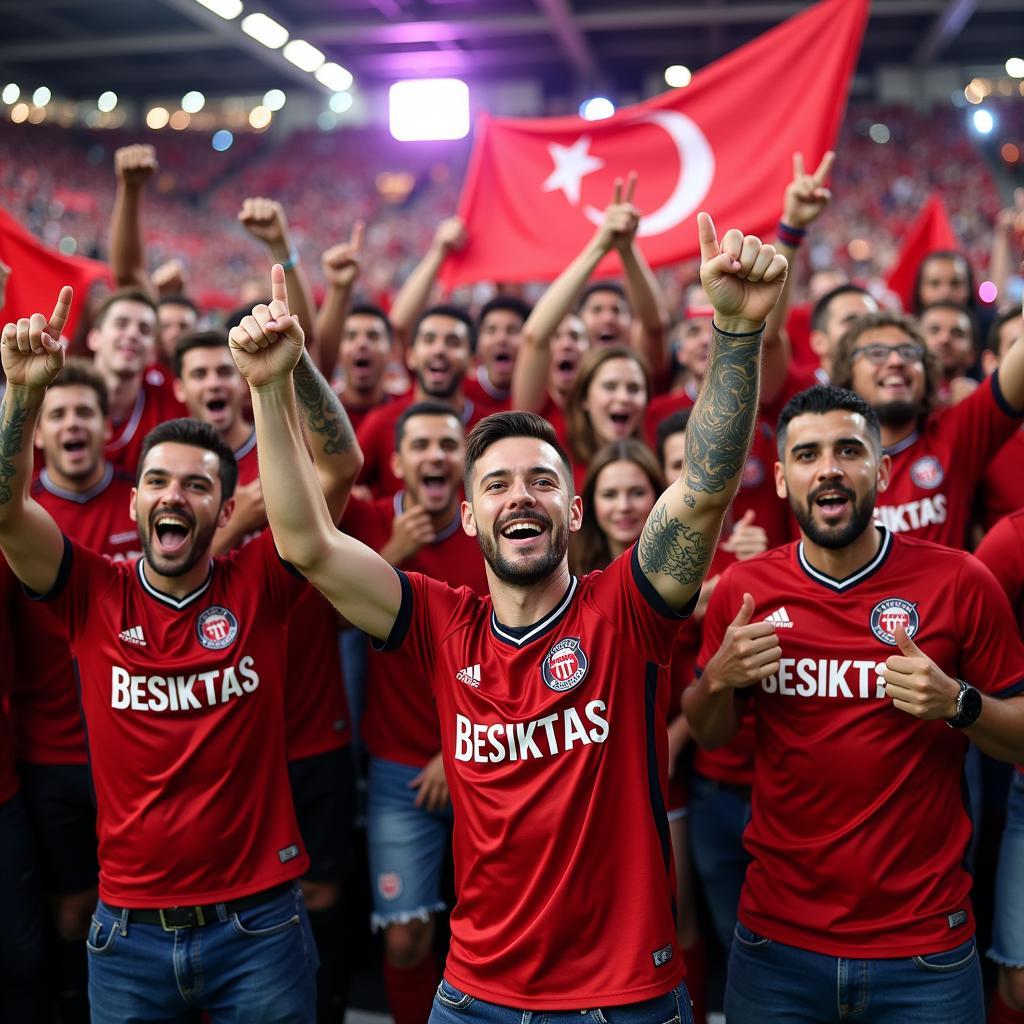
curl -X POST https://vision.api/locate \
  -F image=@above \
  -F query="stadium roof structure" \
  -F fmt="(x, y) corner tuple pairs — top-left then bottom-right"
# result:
(2, 0), (1023, 101)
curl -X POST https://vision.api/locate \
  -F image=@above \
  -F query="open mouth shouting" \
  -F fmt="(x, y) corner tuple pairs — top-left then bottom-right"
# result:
(496, 511), (550, 549)
(150, 509), (195, 558)
(809, 484), (855, 524)
(418, 472), (451, 505)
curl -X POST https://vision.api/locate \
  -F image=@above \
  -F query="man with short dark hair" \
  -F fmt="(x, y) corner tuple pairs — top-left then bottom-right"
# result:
(157, 295), (200, 364)
(831, 309), (1024, 547)
(466, 296), (532, 415)
(0, 284), (361, 1022)
(685, 383), (1024, 1024)
(232, 217), (786, 1019)
(919, 301), (977, 403)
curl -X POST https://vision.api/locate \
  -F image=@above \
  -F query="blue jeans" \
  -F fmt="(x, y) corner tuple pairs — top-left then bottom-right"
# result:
(990, 771), (1024, 967)
(87, 882), (319, 1022)
(725, 922), (984, 1023)
(430, 978), (694, 1024)
(687, 773), (751, 950)
(367, 755), (452, 929)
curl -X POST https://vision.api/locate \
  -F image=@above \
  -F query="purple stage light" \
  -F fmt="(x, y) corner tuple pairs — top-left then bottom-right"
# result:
(389, 79), (469, 142)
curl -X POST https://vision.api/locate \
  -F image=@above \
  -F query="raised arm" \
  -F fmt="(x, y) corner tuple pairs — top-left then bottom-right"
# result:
(238, 198), (319, 357)
(761, 151), (834, 405)
(512, 181), (635, 411)
(109, 145), (158, 294)
(229, 266), (401, 639)
(995, 280), (1024, 411)
(389, 217), (466, 349)
(990, 189), (1024, 303)
(0, 288), (73, 593)
(315, 222), (364, 379)
(637, 213), (787, 610)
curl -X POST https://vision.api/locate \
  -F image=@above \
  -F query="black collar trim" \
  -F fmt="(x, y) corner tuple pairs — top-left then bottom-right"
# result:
(490, 576), (578, 648)
(137, 558), (214, 610)
(39, 463), (114, 504)
(797, 527), (893, 592)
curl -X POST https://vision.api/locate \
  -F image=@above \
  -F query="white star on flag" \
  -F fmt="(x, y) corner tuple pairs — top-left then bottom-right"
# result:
(541, 136), (605, 206)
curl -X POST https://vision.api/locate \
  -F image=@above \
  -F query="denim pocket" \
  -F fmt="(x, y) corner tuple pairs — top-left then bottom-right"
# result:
(435, 978), (475, 1010)
(912, 938), (977, 972)
(85, 910), (121, 957)
(229, 893), (301, 938)
(598, 987), (680, 1024)
(733, 922), (772, 949)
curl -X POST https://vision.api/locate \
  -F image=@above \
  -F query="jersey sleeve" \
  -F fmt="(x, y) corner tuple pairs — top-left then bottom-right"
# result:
(943, 373), (1024, 479)
(583, 545), (698, 667)
(955, 552), (1024, 698)
(26, 535), (118, 646)
(973, 514), (1024, 609)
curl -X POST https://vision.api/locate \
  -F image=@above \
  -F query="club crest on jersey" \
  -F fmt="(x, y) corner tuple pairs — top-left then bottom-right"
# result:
(870, 597), (919, 645)
(741, 455), (765, 489)
(196, 606), (239, 650)
(541, 637), (589, 692)
(909, 456), (944, 489)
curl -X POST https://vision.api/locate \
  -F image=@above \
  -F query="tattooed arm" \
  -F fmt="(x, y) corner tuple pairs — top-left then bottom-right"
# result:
(637, 215), (787, 610)
(0, 289), (72, 594)
(292, 349), (362, 522)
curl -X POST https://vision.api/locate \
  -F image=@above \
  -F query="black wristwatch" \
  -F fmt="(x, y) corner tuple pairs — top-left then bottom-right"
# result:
(946, 680), (983, 730)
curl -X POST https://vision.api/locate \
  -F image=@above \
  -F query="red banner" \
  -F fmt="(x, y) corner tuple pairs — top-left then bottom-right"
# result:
(0, 205), (109, 338)
(885, 195), (958, 311)
(442, 0), (868, 289)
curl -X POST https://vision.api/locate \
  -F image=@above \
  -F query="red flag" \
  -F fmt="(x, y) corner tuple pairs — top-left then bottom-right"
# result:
(441, 0), (868, 289)
(0, 205), (109, 338)
(884, 195), (959, 311)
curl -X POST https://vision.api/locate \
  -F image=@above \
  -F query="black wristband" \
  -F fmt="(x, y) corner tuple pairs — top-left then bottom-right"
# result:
(712, 322), (766, 338)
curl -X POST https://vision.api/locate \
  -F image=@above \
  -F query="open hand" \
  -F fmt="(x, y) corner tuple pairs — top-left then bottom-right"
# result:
(409, 753), (449, 812)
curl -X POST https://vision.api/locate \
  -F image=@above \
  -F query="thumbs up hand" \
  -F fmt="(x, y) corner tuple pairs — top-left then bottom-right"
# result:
(883, 625), (960, 720)
(718, 508), (768, 562)
(704, 592), (781, 694)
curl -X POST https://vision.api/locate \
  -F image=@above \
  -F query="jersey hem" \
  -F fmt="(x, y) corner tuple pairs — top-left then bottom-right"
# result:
(443, 961), (686, 1011)
(97, 861), (309, 909)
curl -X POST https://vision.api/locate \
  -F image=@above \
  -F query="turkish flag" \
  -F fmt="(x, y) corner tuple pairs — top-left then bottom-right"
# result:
(0, 205), (109, 338)
(885, 195), (959, 311)
(441, 0), (868, 289)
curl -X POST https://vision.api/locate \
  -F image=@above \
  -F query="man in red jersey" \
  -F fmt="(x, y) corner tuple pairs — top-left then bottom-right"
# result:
(357, 304), (483, 496)
(342, 401), (488, 1024)
(0, 282), (359, 1022)
(830, 310), (1024, 548)
(86, 287), (186, 474)
(685, 383), (1024, 1024)
(9, 358), (139, 1022)
(465, 297), (532, 416)
(232, 216), (787, 1020)
(173, 327), (362, 1023)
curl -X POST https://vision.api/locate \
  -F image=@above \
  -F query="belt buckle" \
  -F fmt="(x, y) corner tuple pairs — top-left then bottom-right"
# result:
(158, 906), (205, 931)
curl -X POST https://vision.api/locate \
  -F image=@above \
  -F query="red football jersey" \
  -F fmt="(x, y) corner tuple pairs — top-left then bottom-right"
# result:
(342, 492), (488, 767)
(356, 394), (484, 497)
(234, 436), (352, 758)
(979, 428), (1024, 531)
(9, 466), (141, 764)
(36, 530), (310, 906)
(537, 394), (569, 451)
(378, 548), (692, 1007)
(104, 371), (188, 475)
(645, 382), (697, 439)
(342, 392), (402, 436)
(698, 528), (1024, 957)
(464, 367), (512, 417)
(0, 558), (19, 804)
(975, 509), (1024, 620)
(874, 375), (1022, 548)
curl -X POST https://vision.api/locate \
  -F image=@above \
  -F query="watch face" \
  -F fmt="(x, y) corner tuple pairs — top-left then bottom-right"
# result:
(960, 685), (983, 724)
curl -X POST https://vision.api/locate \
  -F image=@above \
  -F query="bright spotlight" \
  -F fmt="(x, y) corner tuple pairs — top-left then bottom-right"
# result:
(98, 91), (118, 112)
(32, 86), (51, 107)
(263, 89), (286, 111)
(211, 129), (234, 151)
(1006, 57), (1024, 79)
(579, 97), (615, 121)
(664, 65), (691, 88)
(389, 79), (469, 142)
(182, 91), (205, 113)
(972, 108), (995, 134)
(329, 92), (353, 114)
(241, 12), (288, 49)
(2, 83), (19, 105)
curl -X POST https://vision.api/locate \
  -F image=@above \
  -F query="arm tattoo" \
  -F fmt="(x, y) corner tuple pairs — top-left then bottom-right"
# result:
(638, 505), (711, 586)
(0, 391), (29, 507)
(683, 327), (763, 495)
(292, 351), (354, 455)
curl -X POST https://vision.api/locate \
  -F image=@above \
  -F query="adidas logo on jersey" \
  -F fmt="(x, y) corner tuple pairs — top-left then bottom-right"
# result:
(118, 625), (147, 646)
(764, 607), (794, 628)
(456, 664), (481, 688)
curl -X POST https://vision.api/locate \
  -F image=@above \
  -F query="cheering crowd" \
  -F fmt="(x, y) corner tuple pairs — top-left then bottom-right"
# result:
(1, 122), (1024, 1024)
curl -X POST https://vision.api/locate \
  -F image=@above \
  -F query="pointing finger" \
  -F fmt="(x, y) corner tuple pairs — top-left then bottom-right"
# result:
(48, 286), (73, 338)
(696, 211), (720, 263)
(350, 219), (365, 253)
(270, 263), (289, 310)
(812, 150), (836, 186)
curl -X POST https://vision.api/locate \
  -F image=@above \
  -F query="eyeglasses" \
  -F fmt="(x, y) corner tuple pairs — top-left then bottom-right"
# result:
(850, 343), (925, 366)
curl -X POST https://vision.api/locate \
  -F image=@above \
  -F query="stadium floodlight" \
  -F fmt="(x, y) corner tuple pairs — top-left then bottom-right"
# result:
(98, 91), (118, 112)
(1006, 58), (1024, 79)
(195, 0), (243, 18)
(263, 89), (286, 111)
(330, 92), (353, 114)
(212, 129), (234, 151)
(389, 79), (469, 142)
(282, 39), (325, 72)
(32, 86), (52, 107)
(2, 84), (19, 105)
(146, 106), (170, 130)
(971, 108), (995, 134)
(249, 105), (272, 129)
(579, 97), (614, 121)
(664, 65), (691, 88)
(315, 62), (354, 93)
(241, 12), (288, 49)
(182, 90), (205, 113)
